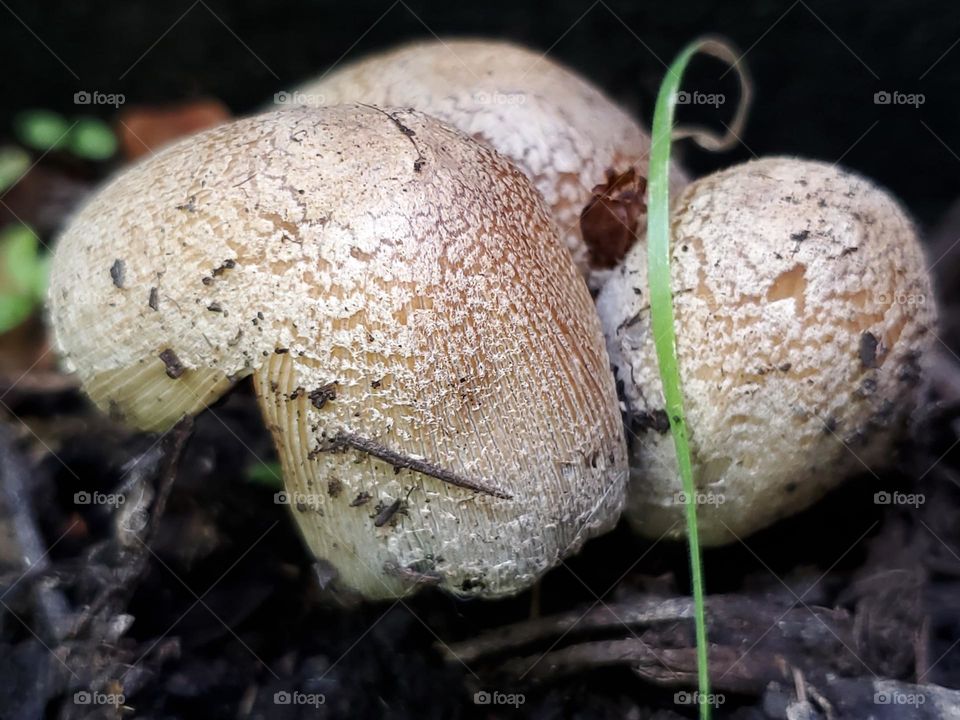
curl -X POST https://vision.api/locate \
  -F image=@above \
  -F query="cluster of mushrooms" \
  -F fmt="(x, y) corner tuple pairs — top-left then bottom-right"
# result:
(48, 39), (937, 600)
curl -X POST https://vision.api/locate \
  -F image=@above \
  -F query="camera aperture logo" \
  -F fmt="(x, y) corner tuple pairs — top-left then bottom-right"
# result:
(675, 690), (725, 707)
(74, 690), (125, 706)
(273, 690), (325, 707)
(474, 690), (525, 707)
(674, 490), (725, 507)
(874, 689), (925, 706)
(74, 490), (125, 507)
(274, 90), (325, 106)
(873, 90), (924, 108)
(874, 490), (924, 508)
(676, 90), (725, 108)
(74, 90), (125, 108)
(274, 491), (323, 511)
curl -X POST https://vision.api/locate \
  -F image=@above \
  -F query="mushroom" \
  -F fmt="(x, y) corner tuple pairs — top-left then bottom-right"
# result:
(291, 38), (688, 285)
(48, 105), (628, 599)
(596, 157), (936, 544)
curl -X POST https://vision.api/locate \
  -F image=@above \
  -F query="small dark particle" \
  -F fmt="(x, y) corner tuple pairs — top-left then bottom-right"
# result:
(859, 332), (879, 369)
(308, 382), (338, 409)
(897, 351), (922, 385)
(159, 349), (185, 379)
(110, 259), (125, 288)
(207, 302), (222, 313)
(374, 498), (402, 527)
(288, 386), (305, 400)
(202, 277), (213, 286)
(148, 287), (159, 311)
(778, 362), (792, 372)
(857, 377), (878, 397)
(840, 246), (859, 257)
(350, 492), (372, 507)
(371, 379), (382, 389)
(274, 348), (289, 354)
(212, 259), (236, 277)
(630, 409), (671, 435)
(461, 577), (485, 592)
(175, 196), (197, 212)
(790, 230), (810, 244)
(327, 477), (342, 498)
(257, 311), (265, 320)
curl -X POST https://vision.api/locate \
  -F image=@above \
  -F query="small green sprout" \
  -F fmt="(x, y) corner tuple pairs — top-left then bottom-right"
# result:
(0, 224), (48, 333)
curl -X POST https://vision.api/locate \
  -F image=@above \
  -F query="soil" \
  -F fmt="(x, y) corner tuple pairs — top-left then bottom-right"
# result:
(1, 1), (960, 718)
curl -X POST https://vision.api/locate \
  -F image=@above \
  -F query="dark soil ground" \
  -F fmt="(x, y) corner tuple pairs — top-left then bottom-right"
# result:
(1, 1), (960, 718)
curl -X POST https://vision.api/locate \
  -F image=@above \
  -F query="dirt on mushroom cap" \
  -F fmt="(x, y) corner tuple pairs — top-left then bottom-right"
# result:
(291, 38), (689, 282)
(597, 156), (937, 544)
(47, 104), (628, 599)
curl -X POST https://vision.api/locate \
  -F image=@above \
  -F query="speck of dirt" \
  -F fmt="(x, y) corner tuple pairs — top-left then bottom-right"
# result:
(778, 362), (792, 372)
(308, 382), (338, 409)
(860, 332), (879, 369)
(159, 349), (185, 379)
(288, 387), (305, 401)
(207, 302), (222, 313)
(327, 478), (342, 498)
(630, 409), (670, 435)
(148, 287), (159, 311)
(110, 259), (125, 288)
(349, 492), (372, 507)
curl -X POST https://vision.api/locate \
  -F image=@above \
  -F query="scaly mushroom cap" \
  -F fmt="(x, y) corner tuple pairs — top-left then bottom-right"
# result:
(49, 105), (627, 599)
(597, 157), (936, 544)
(292, 38), (688, 282)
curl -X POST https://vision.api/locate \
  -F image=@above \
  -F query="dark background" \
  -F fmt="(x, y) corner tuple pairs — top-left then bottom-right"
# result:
(1, 0), (959, 226)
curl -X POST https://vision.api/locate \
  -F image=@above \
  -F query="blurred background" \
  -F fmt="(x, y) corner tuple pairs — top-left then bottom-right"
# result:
(2, 0), (960, 224)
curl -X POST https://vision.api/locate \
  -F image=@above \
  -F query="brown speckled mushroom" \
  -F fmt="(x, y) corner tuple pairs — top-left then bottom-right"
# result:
(596, 157), (937, 544)
(291, 37), (688, 285)
(48, 105), (628, 599)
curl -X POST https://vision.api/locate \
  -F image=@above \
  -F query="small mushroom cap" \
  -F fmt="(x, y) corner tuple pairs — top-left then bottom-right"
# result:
(597, 157), (937, 544)
(49, 105), (628, 599)
(292, 38), (688, 280)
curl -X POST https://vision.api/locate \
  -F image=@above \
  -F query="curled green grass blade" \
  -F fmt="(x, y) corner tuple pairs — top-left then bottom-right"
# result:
(648, 38), (747, 719)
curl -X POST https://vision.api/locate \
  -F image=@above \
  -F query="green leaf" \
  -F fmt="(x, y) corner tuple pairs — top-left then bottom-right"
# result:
(14, 110), (71, 152)
(0, 224), (44, 333)
(0, 146), (31, 194)
(0, 293), (34, 333)
(245, 460), (283, 488)
(648, 38), (745, 720)
(67, 118), (117, 161)
(1, 224), (39, 295)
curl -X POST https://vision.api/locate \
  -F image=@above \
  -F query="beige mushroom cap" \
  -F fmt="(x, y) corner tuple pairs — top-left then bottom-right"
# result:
(292, 37), (688, 281)
(49, 105), (627, 599)
(597, 156), (937, 544)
